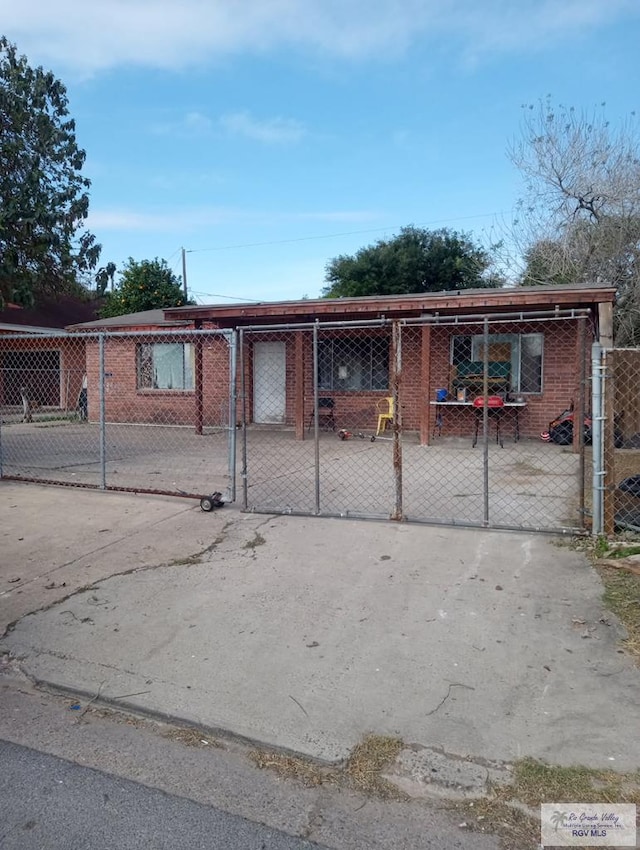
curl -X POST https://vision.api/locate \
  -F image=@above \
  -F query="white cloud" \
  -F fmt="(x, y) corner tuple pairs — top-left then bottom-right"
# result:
(148, 170), (227, 191)
(219, 111), (306, 145)
(452, 0), (638, 60)
(5, 0), (638, 75)
(151, 111), (214, 137)
(86, 205), (380, 233)
(184, 111), (213, 132)
(153, 108), (305, 145)
(86, 206), (241, 232)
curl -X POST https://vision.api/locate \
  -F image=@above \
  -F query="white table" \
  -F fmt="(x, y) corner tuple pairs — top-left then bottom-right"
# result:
(429, 400), (527, 443)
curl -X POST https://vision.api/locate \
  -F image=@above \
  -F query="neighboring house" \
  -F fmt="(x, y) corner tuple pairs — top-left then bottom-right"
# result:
(66, 284), (616, 444)
(0, 297), (101, 413)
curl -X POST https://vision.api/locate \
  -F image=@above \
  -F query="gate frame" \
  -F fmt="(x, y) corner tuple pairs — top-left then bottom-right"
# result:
(0, 327), (237, 503)
(238, 308), (592, 534)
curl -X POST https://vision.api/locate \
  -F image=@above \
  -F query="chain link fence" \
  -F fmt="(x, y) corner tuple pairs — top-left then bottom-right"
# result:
(240, 312), (592, 532)
(4, 315), (636, 537)
(0, 330), (235, 501)
(593, 347), (640, 534)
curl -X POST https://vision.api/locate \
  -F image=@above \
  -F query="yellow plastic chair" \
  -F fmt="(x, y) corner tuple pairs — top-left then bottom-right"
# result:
(376, 397), (394, 435)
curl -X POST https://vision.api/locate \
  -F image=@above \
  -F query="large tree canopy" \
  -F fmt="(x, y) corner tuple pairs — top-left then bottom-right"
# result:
(0, 37), (100, 308)
(509, 98), (640, 343)
(100, 258), (194, 318)
(322, 226), (502, 298)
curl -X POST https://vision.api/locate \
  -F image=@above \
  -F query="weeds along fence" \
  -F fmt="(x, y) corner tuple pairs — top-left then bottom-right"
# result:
(0, 330), (236, 501)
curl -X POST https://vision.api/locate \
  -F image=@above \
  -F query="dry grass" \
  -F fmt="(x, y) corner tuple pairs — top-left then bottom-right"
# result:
(450, 797), (539, 850)
(162, 726), (221, 748)
(249, 751), (330, 787)
(599, 563), (640, 661)
(344, 735), (404, 798)
(563, 524), (640, 662)
(497, 759), (640, 808)
(249, 734), (405, 798)
(451, 758), (640, 850)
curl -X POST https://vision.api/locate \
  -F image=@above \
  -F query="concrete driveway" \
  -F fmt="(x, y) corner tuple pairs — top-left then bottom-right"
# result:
(1, 418), (585, 531)
(1, 481), (638, 771)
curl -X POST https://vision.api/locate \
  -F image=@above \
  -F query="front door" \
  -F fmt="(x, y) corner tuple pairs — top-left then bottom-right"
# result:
(253, 341), (286, 423)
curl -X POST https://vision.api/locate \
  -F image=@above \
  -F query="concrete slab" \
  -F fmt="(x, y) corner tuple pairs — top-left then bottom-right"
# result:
(2, 483), (639, 770)
(0, 481), (228, 633)
(2, 420), (585, 531)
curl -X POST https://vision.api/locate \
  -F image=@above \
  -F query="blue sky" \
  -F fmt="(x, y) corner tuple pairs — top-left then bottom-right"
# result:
(4, 1), (640, 304)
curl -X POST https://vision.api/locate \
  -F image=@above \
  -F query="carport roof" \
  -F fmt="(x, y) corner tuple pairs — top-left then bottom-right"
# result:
(163, 283), (616, 328)
(0, 322), (68, 335)
(65, 283), (616, 331)
(67, 308), (192, 331)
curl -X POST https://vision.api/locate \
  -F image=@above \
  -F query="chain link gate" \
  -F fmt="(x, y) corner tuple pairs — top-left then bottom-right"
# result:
(240, 312), (591, 533)
(1, 313), (595, 532)
(399, 312), (590, 532)
(0, 329), (236, 502)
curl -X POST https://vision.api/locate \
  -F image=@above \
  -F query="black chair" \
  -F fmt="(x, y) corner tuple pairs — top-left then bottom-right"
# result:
(308, 397), (336, 431)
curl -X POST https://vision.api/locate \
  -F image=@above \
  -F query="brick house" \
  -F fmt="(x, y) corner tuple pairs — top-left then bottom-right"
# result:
(67, 284), (615, 445)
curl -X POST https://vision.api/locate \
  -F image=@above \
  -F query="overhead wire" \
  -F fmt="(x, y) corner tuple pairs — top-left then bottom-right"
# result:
(185, 211), (506, 255)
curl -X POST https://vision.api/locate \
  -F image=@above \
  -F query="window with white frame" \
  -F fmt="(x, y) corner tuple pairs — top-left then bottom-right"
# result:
(318, 337), (389, 391)
(451, 333), (543, 393)
(136, 343), (194, 390)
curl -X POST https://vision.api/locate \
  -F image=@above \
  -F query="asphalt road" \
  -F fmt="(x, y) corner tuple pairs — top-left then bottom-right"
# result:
(0, 740), (325, 850)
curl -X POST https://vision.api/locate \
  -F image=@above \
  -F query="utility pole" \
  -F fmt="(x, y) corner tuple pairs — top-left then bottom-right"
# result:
(181, 247), (188, 300)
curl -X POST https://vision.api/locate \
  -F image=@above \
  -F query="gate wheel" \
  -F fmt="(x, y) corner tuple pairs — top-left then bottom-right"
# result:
(200, 492), (224, 512)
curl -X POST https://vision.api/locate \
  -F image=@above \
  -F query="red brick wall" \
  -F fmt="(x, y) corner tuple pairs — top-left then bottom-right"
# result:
(85, 334), (231, 426)
(420, 319), (591, 439)
(76, 319), (591, 441)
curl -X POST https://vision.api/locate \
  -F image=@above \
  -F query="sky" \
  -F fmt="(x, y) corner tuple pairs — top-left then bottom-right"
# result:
(3, 0), (640, 305)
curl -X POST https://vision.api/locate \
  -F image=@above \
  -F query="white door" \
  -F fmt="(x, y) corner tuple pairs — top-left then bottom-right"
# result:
(253, 341), (286, 423)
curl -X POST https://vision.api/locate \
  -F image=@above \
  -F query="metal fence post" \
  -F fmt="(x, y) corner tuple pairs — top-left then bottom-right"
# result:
(391, 320), (403, 521)
(576, 317), (587, 528)
(239, 329), (248, 510)
(602, 348), (617, 535)
(227, 330), (237, 503)
(312, 321), (320, 515)
(591, 342), (604, 536)
(482, 316), (490, 526)
(98, 332), (106, 490)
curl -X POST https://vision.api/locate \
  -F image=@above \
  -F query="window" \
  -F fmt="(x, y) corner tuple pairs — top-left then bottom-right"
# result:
(451, 333), (543, 393)
(137, 343), (194, 390)
(318, 337), (389, 391)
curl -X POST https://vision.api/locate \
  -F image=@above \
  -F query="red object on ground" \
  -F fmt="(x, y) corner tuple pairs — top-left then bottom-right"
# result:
(473, 396), (504, 408)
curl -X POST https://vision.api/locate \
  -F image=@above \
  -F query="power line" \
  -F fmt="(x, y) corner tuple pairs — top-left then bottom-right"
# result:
(189, 290), (262, 303)
(185, 211), (506, 255)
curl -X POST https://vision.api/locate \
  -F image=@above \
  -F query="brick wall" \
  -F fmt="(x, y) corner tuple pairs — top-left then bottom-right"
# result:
(422, 319), (591, 439)
(85, 334), (231, 426)
(77, 318), (591, 440)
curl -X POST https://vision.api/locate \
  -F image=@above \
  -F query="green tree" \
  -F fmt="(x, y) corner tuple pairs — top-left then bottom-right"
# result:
(0, 37), (100, 308)
(322, 226), (502, 298)
(509, 98), (640, 343)
(100, 258), (194, 318)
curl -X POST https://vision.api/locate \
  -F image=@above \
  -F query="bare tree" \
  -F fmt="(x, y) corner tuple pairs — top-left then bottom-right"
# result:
(507, 98), (640, 343)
